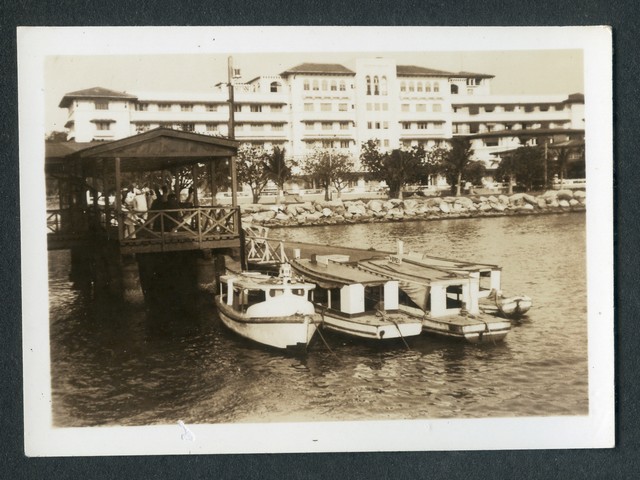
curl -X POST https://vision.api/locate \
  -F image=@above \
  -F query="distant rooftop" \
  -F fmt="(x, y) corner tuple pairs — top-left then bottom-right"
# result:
(453, 71), (495, 79)
(280, 63), (355, 76)
(396, 65), (455, 77)
(59, 87), (137, 108)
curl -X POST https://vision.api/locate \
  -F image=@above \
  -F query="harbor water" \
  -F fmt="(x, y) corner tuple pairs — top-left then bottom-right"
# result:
(48, 212), (587, 426)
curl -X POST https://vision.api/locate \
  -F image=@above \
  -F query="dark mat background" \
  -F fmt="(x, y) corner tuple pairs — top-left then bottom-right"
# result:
(2, 2), (635, 478)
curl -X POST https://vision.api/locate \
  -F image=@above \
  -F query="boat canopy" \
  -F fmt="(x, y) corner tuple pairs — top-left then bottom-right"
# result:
(291, 258), (389, 289)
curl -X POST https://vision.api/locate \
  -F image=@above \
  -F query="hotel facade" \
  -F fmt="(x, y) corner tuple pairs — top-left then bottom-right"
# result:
(59, 58), (585, 173)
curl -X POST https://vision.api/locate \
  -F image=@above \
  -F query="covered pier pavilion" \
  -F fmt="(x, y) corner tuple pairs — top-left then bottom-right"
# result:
(46, 127), (243, 302)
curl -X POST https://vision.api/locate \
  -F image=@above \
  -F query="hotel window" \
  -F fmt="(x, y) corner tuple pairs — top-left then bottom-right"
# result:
(320, 103), (331, 111)
(366, 76), (371, 95)
(95, 121), (111, 130)
(331, 80), (337, 91)
(340, 122), (349, 130)
(374, 76), (380, 95)
(408, 81), (415, 92)
(206, 104), (218, 112)
(340, 140), (350, 148)
(504, 105), (515, 112)
(305, 122), (315, 130)
(433, 82), (440, 93)
(383, 121), (389, 129)
(433, 104), (442, 112)
(525, 105), (535, 113)
(417, 122), (428, 130)
(426, 82), (432, 92)
(181, 104), (193, 112)
(270, 82), (281, 93)
(272, 124), (284, 131)
(251, 124), (264, 131)
(382, 103), (389, 111)
(469, 106), (480, 115)
(466, 78), (478, 86)
(95, 101), (109, 110)
(234, 104), (243, 113)
(401, 104), (410, 112)
(450, 84), (459, 94)
(322, 122), (332, 130)
(383, 139), (390, 147)
(381, 76), (387, 95)
(159, 103), (172, 111)
(250, 105), (262, 112)
(180, 123), (195, 132)
(375, 122), (381, 129)
(338, 103), (348, 111)
(271, 104), (283, 112)
(416, 104), (426, 112)
(136, 123), (150, 133)
(366, 103), (373, 111)
(467, 89), (474, 95)
(322, 140), (333, 149)
(402, 122), (411, 130)
(135, 103), (148, 111)
(483, 105), (494, 113)
(322, 80), (328, 91)
(312, 80), (319, 91)
(339, 80), (346, 91)
(434, 122), (443, 130)
(305, 141), (315, 150)
(304, 80), (310, 91)
(375, 103), (381, 111)
(304, 103), (313, 111)
(417, 82), (423, 92)
(367, 121), (373, 129)
(539, 105), (549, 112)
(400, 81), (406, 92)
(206, 123), (218, 131)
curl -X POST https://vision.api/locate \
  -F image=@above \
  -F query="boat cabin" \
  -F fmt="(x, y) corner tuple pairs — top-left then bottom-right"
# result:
(220, 270), (316, 315)
(292, 255), (400, 317)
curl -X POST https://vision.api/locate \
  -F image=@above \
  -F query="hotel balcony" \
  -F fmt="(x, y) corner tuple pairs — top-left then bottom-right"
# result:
(297, 111), (356, 122)
(233, 92), (289, 105)
(399, 129), (447, 139)
(452, 110), (571, 123)
(130, 110), (230, 123)
(233, 111), (289, 123)
(234, 129), (289, 139)
(301, 130), (355, 140)
(397, 112), (449, 122)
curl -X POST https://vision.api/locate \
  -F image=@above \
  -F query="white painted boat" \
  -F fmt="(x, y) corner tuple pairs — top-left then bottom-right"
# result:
(215, 264), (321, 350)
(290, 255), (423, 341)
(357, 254), (511, 344)
(479, 291), (532, 318)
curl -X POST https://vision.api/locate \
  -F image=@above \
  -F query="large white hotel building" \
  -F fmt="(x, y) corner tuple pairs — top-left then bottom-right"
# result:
(59, 58), (585, 170)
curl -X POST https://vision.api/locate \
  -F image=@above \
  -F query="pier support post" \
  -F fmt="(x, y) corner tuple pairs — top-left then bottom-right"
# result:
(121, 255), (144, 304)
(197, 249), (216, 293)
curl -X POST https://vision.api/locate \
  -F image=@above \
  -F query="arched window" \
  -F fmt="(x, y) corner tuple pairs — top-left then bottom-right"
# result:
(381, 76), (387, 95)
(400, 81), (406, 92)
(321, 79), (328, 91)
(330, 80), (337, 91)
(366, 76), (371, 95)
(339, 80), (346, 91)
(433, 82), (440, 93)
(373, 76), (379, 95)
(450, 84), (458, 94)
(270, 81), (281, 93)
(312, 80), (319, 91)
(417, 82), (423, 92)
(425, 82), (431, 92)
(303, 80), (310, 91)
(409, 81), (415, 92)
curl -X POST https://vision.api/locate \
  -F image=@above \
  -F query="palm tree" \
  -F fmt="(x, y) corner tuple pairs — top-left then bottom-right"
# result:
(263, 146), (292, 203)
(443, 137), (474, 196)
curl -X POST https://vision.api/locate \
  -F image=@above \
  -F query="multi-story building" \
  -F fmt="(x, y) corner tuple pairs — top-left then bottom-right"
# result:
(58, 58), (584, 173)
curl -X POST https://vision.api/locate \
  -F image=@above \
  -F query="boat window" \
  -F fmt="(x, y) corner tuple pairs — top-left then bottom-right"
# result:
(479, 272), (492, 292)
(399, 289), (427, 310)
(330, 289), (341, 311)
(268, 289), (283, 298)
(364, 285), (383, 312)
(314, 287), (329, 307)
(292, 288), (305, 296)
(249, 290), (266, 303)
(446, 285), (463, 309)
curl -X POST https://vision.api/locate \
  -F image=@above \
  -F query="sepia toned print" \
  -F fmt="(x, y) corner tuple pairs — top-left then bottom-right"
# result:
(19, 26), (613, 455)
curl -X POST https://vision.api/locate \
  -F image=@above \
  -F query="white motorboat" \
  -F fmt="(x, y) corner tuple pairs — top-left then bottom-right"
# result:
(290, 255), (423, 341)
(215, 264), (321, 350)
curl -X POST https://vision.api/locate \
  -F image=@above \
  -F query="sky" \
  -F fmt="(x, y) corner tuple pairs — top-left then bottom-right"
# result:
(45, 50), (583, 134)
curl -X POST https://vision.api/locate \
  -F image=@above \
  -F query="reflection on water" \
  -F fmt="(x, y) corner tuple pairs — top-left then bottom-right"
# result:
(49, 213), (588, 426)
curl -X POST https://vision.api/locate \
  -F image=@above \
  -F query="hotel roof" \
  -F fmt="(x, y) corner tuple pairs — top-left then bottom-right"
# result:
(59, 87), (138, 108)
(280, 63), (355, 76)
(396, 65), (455, 77)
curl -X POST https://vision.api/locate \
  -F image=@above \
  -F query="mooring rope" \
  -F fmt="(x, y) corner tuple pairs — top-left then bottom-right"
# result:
(316, 309), (338, 358)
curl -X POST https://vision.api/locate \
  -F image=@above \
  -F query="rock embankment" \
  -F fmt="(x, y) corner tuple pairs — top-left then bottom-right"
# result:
(240, 190), (586, 228)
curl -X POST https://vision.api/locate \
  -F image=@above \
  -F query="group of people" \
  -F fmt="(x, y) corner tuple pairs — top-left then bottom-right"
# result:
(122, 185), (195, 237)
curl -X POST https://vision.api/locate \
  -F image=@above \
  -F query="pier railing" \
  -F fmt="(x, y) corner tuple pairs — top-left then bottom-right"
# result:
(245, 236), (289, 265)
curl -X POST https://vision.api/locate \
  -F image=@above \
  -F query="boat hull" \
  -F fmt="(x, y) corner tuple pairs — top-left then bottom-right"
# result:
(480, 296), (532, 319)
(319, 311), (422, 340)
(215, 296), (319, 350)
(421, 314), (511, 344)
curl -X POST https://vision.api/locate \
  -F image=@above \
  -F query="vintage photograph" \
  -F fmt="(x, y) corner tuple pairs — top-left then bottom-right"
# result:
(19, 27), (613, 455)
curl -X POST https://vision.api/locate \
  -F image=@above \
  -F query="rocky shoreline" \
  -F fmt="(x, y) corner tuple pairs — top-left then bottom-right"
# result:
(240, 189), (586, 228)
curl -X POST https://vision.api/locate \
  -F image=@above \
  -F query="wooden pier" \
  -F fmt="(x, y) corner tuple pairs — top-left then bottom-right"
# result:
(46, 128), (245, 302)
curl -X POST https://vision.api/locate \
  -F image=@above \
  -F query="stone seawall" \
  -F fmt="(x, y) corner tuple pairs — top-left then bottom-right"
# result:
(240, 189), (586, 228)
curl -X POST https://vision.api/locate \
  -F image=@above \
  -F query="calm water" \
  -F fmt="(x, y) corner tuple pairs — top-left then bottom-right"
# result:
(49, 213), (587, 426)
